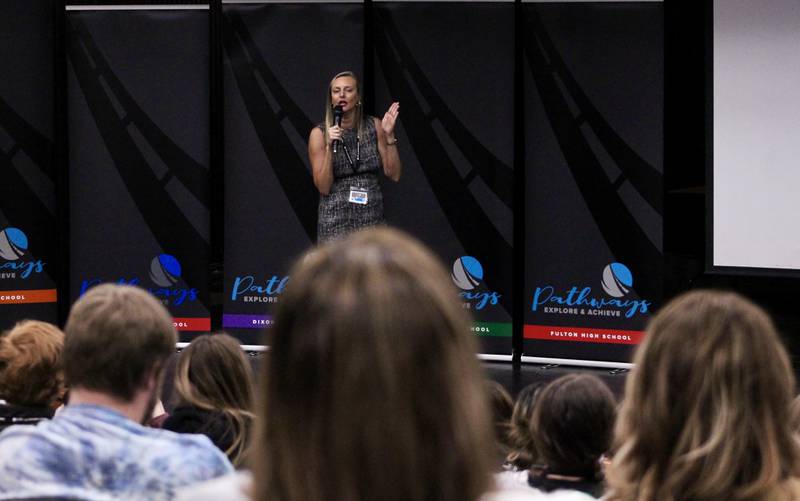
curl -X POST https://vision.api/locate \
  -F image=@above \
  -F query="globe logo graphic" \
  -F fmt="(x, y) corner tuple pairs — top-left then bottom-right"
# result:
(0, 228), (28, 261)
(452, 256), (483, 291)
(601, 262), (633, 298)
(149, 254), (181, 287)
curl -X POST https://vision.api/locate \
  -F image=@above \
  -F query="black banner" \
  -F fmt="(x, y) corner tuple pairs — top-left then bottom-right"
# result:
(67, 9), (211, 340)
(222, 3), (363, 344)
(523, 2), (663, 363)
(372, 2), (515, 354)
(0, 0), (59, 328)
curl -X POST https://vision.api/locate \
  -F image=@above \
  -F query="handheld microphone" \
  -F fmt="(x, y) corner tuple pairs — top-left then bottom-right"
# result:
(332, 105), (343, 153)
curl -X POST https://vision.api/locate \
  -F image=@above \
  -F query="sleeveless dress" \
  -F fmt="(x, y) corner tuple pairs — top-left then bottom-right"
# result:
(316, 117), (384, 243)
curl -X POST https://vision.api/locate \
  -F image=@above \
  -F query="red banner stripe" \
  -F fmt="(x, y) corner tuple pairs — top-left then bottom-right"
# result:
(172, 317), (211, 332)
(524, 324), (644, 345)
(0, 289), (58, 305)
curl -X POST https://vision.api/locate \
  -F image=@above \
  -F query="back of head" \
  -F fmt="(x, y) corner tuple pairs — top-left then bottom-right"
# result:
(608, 290), (800, 501)
(506, 382), (545, 470)
(486, 380), (514, 465)
(174, 333), (255, 465)
(255, 227), (493, 501)
(531, 374), (616, 479)
(0, 320), (65, 407)
(63, 284), (177, 402)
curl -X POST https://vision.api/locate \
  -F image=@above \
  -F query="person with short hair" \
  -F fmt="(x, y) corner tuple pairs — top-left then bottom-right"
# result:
(0, 284), (233, 500)
(162, 333), (255, 467)
(0, 320), (65, 433)
(606, 290), (800, 501)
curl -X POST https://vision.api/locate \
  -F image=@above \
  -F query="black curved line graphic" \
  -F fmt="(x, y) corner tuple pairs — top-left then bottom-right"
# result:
(0, 96), (58, 281)
(68, 18), (209, 304)
(524, 7), (660, 300)
(374, 12), (513, 314)
(70, 22), (208, 206)
(527, 7), (662, 216)
(376, 9), (513, 209)
(223, 10), (317, 241)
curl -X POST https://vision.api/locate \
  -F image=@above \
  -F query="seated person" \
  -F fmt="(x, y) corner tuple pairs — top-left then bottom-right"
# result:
(0, 284), (233, 500)
(161, 333), (255, 467)
(0, 320), (65, 433)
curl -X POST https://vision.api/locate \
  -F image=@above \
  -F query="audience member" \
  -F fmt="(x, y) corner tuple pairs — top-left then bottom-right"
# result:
(0, 284), (233, 500)
(162, 333), (255, 467)
(504, 381), (545, 471)
(178, 227), (497, 501)
(496, 374), (615, 498)
(607, 290), (800, 500)
(0, 320), (65, 433)
(487, 380), (514, 467)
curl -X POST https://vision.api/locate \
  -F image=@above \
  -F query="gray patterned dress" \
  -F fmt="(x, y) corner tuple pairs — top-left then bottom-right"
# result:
(317, 117), (384, 243)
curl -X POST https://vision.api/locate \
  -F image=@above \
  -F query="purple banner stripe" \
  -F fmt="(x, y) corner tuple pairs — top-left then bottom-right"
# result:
(222, 313), (273, 329)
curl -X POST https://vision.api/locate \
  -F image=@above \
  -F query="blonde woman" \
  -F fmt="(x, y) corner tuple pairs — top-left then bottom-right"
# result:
(163, 334), (255, 467)
(607, 290), (800, 501)
(308, 71), (402, 243)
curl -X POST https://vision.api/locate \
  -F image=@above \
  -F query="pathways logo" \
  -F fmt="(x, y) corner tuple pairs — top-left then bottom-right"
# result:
(532, 262), (651, 319)
(0, 227), (45, 279)
(451, 256), (500, 310)
(79, 253), (199, 306)
(230, 274), (289, 304)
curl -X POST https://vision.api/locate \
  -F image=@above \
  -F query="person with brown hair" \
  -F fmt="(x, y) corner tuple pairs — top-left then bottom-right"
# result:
(0, 320), (65, 432)
(0, 284), (232, 500)
(496, 375), (615, 499)
(504, 381), (546, 472)
(606, 290), (800, 501)
(178, 227), (503, 501)
(486, 380), (515, 468)
(162, 333), (255, 467)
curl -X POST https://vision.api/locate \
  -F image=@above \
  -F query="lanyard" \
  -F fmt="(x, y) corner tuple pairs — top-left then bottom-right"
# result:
(341, 136), (361, 173)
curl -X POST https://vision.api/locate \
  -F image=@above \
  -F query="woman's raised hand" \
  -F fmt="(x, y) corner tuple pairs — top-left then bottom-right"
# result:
(381, 102), (400, 136)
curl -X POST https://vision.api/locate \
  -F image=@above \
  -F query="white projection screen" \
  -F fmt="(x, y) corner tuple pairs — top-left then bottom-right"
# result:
(713, 0), (800, 271)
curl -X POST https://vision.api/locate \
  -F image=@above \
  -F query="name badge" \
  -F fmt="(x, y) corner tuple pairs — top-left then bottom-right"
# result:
(349, 187), (368, 205)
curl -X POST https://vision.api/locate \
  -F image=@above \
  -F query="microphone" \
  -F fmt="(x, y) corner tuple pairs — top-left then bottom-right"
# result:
(332, 105), (343, 153)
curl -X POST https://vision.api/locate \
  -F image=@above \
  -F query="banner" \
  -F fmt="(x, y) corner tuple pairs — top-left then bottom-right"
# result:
(372, 1), (515, 355)
(222, 3), (363, 344)
(523, 1), (663, 363)
(0, 0), (59, 329)
(67, 8), (211, 340)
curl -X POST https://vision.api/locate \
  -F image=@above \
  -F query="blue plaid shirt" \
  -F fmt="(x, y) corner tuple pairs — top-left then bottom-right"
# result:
(0, 404), (233, 500)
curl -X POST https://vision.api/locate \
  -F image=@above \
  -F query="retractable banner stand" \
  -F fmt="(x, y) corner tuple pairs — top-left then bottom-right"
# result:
(522, 1), (663, 364)
(373, 1), (514, 355)
(0, 0), (59, 328)
(67, 8), (211, 341)
(222, 2), (363, 344)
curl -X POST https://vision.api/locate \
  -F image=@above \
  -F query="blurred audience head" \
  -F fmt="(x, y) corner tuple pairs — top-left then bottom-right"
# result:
(486, 380), (514, 466)
(531, 374), (615, 481)
(254, 227), (493, 501)
(0, 320), (65, 408)
(608, 290), (800, 501)
(63, 284), (176, 404)
(506, 381), (545, 470)
(173, 333), (255, 466)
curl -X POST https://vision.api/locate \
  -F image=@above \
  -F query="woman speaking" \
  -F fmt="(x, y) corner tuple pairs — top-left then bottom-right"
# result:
(308, 71), (402, 243)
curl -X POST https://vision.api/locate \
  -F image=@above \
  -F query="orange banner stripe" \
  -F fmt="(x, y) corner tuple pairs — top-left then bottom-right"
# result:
(0, 289), (58, 305)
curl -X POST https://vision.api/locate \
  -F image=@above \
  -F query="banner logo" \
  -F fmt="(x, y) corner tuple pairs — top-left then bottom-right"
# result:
(230, 274), (289, 303)
(0, 228), (27, 261)
(451, 256), (501, 311)
(601, 262), (632, 298)
(532, 263), (652, 319)
(149, 254), (181, 287)
(452, 256), (483, 291)
(0, 227), (46, 280)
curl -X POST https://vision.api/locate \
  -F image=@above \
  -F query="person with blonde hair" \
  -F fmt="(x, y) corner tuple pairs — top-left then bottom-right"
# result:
(162, 333), (255, 467)
(308, 71), (402, 242)
(0, 320), (65, 432)
(178, 227), (501, 501)
(607, 290), (800, 501)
